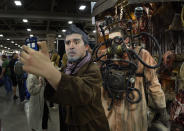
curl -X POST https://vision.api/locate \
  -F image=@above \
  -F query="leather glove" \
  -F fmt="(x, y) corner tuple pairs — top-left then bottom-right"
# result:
(153, 108), (170, 128)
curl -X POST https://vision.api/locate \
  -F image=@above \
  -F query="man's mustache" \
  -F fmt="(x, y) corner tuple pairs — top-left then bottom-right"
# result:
(68, 50), (76, 54)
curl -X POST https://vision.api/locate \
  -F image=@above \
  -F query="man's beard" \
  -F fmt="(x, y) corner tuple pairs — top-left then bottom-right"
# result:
(67, 51), (87, 63)
(67, 55), (81, 62)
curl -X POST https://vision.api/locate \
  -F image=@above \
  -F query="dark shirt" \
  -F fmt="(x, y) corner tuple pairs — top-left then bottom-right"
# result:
(9, 58), (18, 77)
(2, 60), (11, 77)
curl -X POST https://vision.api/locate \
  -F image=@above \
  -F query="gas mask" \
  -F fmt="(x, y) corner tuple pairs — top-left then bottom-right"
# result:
(100, 36), (141, 110)
(94, 33), (161, 111)
(93, 7), (162, 110)
(106, 36), (125, 58)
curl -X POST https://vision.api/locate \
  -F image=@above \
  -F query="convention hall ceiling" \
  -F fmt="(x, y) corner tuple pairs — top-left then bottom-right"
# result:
(0, 0), (97, 50)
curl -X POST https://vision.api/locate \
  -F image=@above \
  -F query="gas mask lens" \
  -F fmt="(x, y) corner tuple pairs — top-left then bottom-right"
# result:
(113, 36), (123, 44)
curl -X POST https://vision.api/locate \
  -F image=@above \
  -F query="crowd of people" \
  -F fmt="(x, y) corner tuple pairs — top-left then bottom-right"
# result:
(0, 53), (29, 102)
(0, 24), (172, 131)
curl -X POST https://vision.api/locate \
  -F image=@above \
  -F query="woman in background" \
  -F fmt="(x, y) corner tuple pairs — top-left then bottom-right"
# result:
(27, 74), (46, 131)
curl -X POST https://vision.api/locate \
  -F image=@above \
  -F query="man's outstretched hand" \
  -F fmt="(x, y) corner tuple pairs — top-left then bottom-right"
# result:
(20, 41), (62, 90)
(20, 41), (52, 77)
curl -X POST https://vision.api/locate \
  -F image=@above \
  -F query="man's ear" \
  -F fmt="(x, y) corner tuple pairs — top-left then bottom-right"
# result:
(85, 44), (89, 50)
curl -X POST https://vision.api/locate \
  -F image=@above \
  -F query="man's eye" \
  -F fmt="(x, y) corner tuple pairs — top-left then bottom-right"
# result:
(66, 41), (70, 45)
(74, 40), (80, 44)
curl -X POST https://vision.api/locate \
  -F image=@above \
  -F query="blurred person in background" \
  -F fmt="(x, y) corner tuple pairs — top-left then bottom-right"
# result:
(0, 54), (3, 86)
(27, 73), (46, 131)
(14, 60), (28, 102)
(51, 50), (60, 68)
(9, 53), (18, 100)
(0, 54), (3, 67)
(0, 55), (12, 95)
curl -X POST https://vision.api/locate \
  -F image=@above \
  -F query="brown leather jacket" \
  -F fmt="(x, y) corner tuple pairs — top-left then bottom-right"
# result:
(45, 61), (110, 131)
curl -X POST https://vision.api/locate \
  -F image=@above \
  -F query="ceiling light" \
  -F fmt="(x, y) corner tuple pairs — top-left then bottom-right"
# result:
(79, 5), (86, 10)
(93, 30), (96, 33)
(0, 45), (3, 47)
(58, 35), (62, 38)
(14, 0), (22, 6)
(7, 38), (10, 41)
(11, 41), (15, 43)
(30, 34), (34, 37)
(15, 43), (18, 46)
(68, 21), (73, 24)
(8, 48), (10, 50)
(4, 47), (7, 49)
(23, 19), (28, 23)
(18, 45), (20, 47)
(62, 29), (66, 33)
(27, 28), (31, 32)
(0, 34), (3, 37)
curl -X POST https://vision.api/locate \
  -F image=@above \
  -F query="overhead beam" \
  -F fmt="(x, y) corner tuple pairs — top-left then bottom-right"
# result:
(0, 37), (47, 41)
(0, 24), (56, 27)
(0, 11), (91, 21)
(0, 29), (57, 34)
